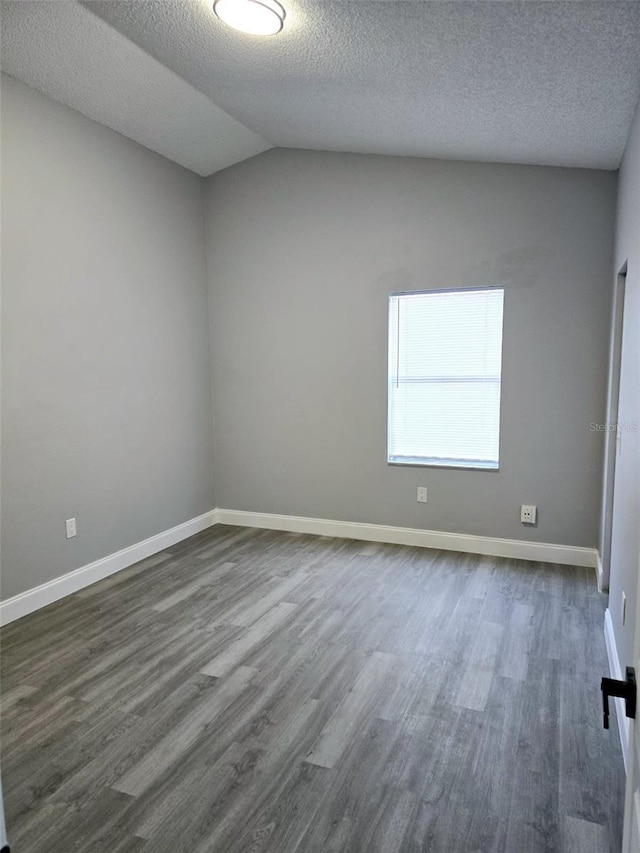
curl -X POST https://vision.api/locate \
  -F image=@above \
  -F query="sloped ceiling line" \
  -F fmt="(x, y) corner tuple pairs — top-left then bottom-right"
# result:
(2, 0), (640, 175)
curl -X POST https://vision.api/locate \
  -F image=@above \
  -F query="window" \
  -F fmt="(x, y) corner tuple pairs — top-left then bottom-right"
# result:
(388, 287), (504, 469)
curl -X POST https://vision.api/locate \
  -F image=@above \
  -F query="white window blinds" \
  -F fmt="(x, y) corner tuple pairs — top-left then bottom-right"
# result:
(388, 287), (504, 469)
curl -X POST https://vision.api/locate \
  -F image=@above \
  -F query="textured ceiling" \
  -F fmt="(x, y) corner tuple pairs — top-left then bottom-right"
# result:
(2, 1), (640, 175)
(0, 0), (271, 174)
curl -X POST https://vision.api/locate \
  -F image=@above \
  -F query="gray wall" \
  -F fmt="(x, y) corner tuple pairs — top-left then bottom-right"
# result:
(608, 97), (640, 669)
(205, 148), (616, 547)
(1, 76), (622, 605)
(1, 75), (215, 600)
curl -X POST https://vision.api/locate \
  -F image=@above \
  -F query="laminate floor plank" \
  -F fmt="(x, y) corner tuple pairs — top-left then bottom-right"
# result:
(0, 683), (38, 712)
(200, 601), (298, 677)
(222, 568), (310, 627)
(113, 665), (257, 797)
(498, 601), (534, 681)
(160, 698), (329, 853)
(504, 655), (562, 852)
(562, 815), (609, 853)
(0, 524), (625, 853)
(305, 650), (396, 769)
(46, 674), (236, 810)
(452, 620), (504, 711)
(220, 760), (335, 853)
(296, 715), (405, 851)
(150, 561), (236, 612)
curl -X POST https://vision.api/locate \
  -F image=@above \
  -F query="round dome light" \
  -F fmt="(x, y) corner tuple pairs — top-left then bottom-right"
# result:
(213, 0), (286, 36)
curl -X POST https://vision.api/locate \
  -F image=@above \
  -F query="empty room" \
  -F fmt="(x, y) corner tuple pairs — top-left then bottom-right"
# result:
(1, 1), (640, 851)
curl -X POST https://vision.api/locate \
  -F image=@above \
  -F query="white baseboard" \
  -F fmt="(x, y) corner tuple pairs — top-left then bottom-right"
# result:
(604, 607), (630, 771)
(0, 507), (599, 627)
(0, 510), (217, 626)
(214, 509), (598, 568)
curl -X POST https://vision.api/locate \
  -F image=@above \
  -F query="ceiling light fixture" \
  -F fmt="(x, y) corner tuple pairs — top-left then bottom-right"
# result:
(213, 0), (285, 36)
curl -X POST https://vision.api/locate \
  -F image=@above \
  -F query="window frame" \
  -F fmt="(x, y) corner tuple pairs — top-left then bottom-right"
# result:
(386, 285), (505, 472)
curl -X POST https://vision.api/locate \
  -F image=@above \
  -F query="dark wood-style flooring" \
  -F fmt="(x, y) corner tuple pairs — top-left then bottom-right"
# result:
(0, 524), (626, 852)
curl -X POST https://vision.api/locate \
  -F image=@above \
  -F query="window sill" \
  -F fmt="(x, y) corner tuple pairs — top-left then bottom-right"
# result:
(388, 458), (500, 472)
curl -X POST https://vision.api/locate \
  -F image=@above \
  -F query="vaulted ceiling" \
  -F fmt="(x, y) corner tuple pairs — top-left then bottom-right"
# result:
(2, 1), (640, 176)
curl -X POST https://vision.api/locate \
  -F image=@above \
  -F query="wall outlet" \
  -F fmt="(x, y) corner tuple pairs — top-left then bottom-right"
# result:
(621, 591), (627, 626)
(65, 518), (77, 539)
(417, 487), (428, 503)
(520, 505), (537, 524)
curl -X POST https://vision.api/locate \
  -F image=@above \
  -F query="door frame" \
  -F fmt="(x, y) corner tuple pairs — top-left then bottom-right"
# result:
(622, 546), (640, 851)
(599, 262), (627, 592)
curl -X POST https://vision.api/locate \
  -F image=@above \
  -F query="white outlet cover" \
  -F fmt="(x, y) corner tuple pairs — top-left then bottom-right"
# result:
(520, 505), (537, 524)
